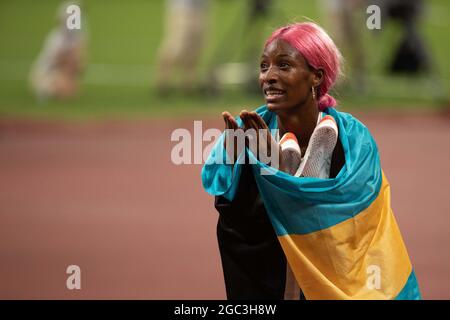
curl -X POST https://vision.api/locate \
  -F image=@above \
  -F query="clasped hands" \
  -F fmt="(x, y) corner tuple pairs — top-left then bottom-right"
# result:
(222, 110), (283, 170)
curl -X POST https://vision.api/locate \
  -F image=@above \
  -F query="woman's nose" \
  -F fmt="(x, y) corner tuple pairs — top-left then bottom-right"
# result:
(264, 67), (278, 84)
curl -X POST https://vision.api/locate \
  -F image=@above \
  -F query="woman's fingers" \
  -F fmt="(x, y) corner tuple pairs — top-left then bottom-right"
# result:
(222, 112), (239, 162)
(250, 112), (279, 160)
(224, 117), (231, 130)
(239, 110), (252, 131)
(228, 116), (239, 130)
(246, 114), (261, 152)
(250, 112), (274, 144)
(223, 113), (240, 132)
(239, 111), (260, 156)
(250, 112), (268, 129)
(222, 112), (234, 154)
(222, 112), (231, 129)
(224, 110), (269, 132)
(222, 115), (229, 149)
(247, 114), (261, 132)
(222, 110), (281, 169)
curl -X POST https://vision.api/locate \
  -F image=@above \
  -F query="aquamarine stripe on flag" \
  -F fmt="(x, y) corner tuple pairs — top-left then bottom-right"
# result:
(202, 106), (384, 235)
(395, 270), (422, 300)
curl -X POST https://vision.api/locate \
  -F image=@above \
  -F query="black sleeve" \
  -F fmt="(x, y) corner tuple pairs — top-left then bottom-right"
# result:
(330, 136), (345, 178)
(214, 164), (287, 299)
(214, 164), (276, 239)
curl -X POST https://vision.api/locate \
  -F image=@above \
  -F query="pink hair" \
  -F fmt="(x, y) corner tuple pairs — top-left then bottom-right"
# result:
(265, 22), (343, 110)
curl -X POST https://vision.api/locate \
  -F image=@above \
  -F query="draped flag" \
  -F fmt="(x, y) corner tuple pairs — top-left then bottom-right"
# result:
(202, 105), (421, 300)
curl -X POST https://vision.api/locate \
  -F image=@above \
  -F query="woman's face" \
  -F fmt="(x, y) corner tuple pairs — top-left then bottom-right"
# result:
(259, 38), (319, 113)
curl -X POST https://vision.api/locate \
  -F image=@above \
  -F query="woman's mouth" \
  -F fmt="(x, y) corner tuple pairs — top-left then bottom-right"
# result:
(264, 89), (286, 101)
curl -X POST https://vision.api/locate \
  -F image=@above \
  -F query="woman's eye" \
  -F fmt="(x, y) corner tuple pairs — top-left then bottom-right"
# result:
(279, 62), (290, 69)
(260, 63), (268, 71)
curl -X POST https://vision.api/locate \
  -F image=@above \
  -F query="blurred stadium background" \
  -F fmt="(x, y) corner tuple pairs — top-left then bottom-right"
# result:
(0, 0), (449, 299)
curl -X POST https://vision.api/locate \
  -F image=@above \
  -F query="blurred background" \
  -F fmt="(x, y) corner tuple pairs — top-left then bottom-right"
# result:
(0, 0), (449, 299)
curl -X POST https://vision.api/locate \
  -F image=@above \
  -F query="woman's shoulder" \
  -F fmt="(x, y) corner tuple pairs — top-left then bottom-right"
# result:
(326, 107), (378, 151)
(326, 107), (369, 130)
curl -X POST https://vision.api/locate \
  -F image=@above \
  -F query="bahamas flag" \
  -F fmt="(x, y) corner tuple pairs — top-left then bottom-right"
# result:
(202, 105), (421, 300)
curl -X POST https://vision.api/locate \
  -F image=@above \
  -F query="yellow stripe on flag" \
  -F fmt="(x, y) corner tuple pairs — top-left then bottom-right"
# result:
(278, 172), (412, 299)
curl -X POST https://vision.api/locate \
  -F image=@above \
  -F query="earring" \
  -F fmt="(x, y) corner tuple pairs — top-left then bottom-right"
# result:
(311, 87), (316, 100)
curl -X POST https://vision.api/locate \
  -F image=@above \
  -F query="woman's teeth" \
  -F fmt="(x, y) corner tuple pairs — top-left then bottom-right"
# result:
(266, 90), (284, 97)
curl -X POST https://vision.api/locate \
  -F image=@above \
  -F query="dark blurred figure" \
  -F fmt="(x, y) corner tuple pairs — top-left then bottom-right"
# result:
(206, 0), (280, 94)
(245, 0), (276, 62)
(29, 1), (87, 102)
(249, 0), (272, 18)
(378, 0), (430, 74)
(242, 0), (277, 92)
(155, 0), (209, 96)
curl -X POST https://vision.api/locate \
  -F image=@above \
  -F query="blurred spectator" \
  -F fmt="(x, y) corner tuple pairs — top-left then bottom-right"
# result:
(29, 1), (87, 102)
(155, 0), (208, 96)
(206, 0), (278, 94)
(319, 0), (367, 93)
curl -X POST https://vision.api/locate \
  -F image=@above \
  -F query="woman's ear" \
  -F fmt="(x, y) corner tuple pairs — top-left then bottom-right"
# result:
(312, 68), (324, 88)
